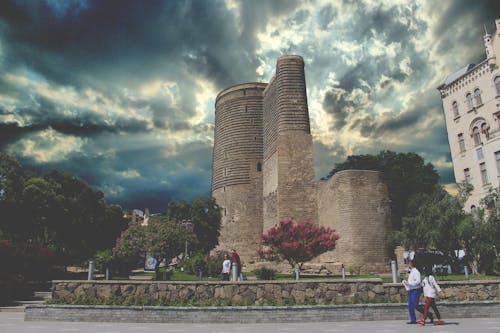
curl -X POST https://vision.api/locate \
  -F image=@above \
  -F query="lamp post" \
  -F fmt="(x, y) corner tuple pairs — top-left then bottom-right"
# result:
(181, 220), (193, 259)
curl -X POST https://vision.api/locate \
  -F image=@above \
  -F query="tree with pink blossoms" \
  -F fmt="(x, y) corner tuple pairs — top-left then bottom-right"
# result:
(258, 219), (339, 278)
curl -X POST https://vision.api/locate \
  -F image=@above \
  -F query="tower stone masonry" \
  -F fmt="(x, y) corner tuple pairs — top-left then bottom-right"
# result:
(212, 55), (391, 273)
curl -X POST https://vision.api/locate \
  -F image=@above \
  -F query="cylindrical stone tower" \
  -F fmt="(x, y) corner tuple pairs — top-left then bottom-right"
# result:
(317, 170), (391, 274)
(262, 55), (317, 231)
(211, 82), (267, 261)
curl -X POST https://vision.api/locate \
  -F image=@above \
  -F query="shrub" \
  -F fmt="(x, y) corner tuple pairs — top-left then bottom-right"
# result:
(183, 252), (206, 275)
(254, 267), (276, 280)
(205, 252), (226, 277)
(183, 251), (228, 278)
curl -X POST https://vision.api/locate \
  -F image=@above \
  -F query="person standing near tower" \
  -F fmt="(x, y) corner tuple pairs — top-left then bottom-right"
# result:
(231, 249), (241, 281)
(221, 253), (231, 281)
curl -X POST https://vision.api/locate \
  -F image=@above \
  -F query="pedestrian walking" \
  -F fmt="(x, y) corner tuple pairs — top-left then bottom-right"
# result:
(403, 260), (433, 324)
(417, 267), (445, 326)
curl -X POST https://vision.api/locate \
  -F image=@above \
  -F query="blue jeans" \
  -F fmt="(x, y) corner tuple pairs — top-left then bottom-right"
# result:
(408, 289), (419, 322)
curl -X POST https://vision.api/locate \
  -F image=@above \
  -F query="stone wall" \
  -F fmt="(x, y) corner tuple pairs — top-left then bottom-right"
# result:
(50, 279), (500, 306)
(317, 170), (391, 274)
(25, 301), (500, 323)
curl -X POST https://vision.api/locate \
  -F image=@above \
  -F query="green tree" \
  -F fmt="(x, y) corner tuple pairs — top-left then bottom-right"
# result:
(0, 154), (127, 265)
(113, 218), (196, 267)
(0, 153), (27, 239)
(394, 186), (464, 262)
(166, 198), (221, 253)
(327, 150), (439, 231)
(458, 188), (500, 274)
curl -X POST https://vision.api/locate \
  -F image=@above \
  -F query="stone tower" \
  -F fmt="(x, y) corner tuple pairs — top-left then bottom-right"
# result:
(262, 55), (318, 231)
(212, 55), (391, 272)
(212, 83), (267, 260)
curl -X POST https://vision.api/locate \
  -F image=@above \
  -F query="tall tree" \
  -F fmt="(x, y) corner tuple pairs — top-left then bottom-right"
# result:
(166, 198), (221, 253)
(394, 185), (464, 261)
(0, 154), (127, 264)
(113, 219), (195, 264)
(458, 188), (500, 274)
(327, 150), (440, 231)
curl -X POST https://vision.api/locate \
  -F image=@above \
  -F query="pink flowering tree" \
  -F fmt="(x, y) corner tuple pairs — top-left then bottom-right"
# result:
(258, 219), (339, 276)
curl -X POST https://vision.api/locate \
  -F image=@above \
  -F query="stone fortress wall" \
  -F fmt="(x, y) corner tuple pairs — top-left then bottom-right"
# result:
(212, 55), (391, 273)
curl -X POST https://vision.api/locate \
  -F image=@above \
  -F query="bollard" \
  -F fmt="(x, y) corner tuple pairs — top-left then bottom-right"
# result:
(295, 268), (300, 281)
(341, 264), (345, 280)
(232, 263), (238, 281)
(391, 260), (398, 283)
(464, 266), (469, 280)
(105, 267), (109, 280)
(88, 261), (94, 280)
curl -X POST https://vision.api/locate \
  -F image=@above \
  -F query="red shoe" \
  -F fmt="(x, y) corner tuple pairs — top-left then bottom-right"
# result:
(434, 320), (444, 326)
(416, 319), (425, 325)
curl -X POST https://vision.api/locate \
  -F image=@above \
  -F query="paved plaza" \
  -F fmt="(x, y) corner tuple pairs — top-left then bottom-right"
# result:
(1, 313), (500, 333)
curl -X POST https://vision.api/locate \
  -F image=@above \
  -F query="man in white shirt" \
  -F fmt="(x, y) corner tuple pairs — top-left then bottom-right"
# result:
(403, 260), (423, 324)
(221, 254), (231, 281)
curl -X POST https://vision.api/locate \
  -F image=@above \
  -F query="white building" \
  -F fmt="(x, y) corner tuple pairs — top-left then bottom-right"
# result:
(438, 19), (500, 211)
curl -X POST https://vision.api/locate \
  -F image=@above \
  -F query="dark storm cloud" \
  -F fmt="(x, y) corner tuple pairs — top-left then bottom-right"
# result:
(0, 0), (264, 89)
(322, 89), (352, 130)
(0, 0), (497, 210)
(317, 4), (337, 30)
(357, 107), (424, 138)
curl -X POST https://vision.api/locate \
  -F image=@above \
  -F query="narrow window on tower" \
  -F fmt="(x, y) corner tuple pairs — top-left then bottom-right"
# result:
(452, 101), (459, 118)
(481, 123), (490, 140)
(257, 162), (262, 172)
(472, 127), (481, 146)
(458, 133), (465, 152)
(495, 151), (500, 175)
(495, 76), (500, 96)
(466, 93), (473, 110)
(474, 88), (482, 106)
(480, 162), (488, 185)
(464, 168), (471, 184)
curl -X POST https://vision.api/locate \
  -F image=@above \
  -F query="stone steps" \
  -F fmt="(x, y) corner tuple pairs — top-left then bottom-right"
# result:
(0, 291), (51, 313)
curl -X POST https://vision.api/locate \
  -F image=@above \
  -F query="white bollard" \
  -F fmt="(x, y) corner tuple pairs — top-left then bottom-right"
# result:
(88, 261), (94, 280)
(232, 263), (238, 281)
(391, 260), (398, 283)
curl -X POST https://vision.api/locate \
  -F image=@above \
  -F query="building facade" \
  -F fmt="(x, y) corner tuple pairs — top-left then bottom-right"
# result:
(212, 55), (391, 273)
(438, 19), (500, 210)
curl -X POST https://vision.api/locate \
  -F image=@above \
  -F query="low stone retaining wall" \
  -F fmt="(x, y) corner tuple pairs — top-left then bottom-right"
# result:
(50, 279), (500, 306)
(25, 301), (500, 323)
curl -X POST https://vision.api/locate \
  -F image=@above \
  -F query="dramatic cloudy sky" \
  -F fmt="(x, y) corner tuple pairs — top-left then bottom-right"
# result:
(0, 0), (499, 212)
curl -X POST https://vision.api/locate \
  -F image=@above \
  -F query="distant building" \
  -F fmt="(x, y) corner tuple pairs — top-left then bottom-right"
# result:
(438, 19), (500, 210)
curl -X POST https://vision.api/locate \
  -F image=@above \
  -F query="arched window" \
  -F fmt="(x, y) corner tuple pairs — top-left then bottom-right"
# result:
(466, 93), (473, 110)
(474, 88), (482, 106)
(495, 76), (500, 95)
(481, 123), (490, 140)
(452, 101), (459, 117)
(473, 127), (481, 146)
